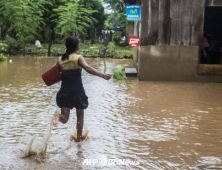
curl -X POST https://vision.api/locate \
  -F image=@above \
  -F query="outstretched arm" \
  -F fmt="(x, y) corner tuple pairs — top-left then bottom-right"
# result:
(78, 55), (111, 80)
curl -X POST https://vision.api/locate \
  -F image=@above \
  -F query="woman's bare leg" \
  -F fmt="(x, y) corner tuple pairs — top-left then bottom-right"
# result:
(76, 109), (84, 142)
(52, 108), (70, 126)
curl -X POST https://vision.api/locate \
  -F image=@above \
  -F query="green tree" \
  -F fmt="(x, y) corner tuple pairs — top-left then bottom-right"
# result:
(0, 0), (47, 55)
(79, 0), (106, 43)
(53, 0), (97, 38)
(103, 0), (127, 30)
(41, 0), (66, 56)
(104, 0), (136, 45)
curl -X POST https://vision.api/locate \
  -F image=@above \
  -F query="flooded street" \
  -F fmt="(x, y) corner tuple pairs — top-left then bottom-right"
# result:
(0, 57), (222, 169)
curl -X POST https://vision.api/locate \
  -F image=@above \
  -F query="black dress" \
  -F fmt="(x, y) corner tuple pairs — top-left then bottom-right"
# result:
(56, 54), (88, 109)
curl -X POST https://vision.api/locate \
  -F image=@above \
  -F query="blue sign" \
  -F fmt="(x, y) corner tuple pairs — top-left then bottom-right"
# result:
(125, 5), (141, 21)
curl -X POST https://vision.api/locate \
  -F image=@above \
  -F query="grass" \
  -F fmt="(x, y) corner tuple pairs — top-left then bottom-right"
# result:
(26, 43), (65, 56)
(0, 53), (7, 62)
(25, 42), (133, 59)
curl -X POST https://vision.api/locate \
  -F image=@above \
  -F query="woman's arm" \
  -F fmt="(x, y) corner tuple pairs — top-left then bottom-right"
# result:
(78, 56), (111, 80)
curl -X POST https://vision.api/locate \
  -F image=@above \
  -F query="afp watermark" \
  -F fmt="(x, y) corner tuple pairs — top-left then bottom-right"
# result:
(82, 155), (140, 167)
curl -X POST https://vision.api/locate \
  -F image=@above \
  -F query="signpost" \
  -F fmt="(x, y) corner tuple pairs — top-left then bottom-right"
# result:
(129, 36), (140, 47)
(125, 5), (141, 21)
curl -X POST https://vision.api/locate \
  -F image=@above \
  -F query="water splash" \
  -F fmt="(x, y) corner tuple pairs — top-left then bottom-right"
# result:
(21, 121), (53, 162)
(70, 128), (89, 142)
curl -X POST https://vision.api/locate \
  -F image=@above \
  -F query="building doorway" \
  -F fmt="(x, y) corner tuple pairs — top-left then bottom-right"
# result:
(201, 7), (222, 65)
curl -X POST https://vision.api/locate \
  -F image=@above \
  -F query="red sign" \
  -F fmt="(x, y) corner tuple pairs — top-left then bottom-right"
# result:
(129, 36), (140, 47)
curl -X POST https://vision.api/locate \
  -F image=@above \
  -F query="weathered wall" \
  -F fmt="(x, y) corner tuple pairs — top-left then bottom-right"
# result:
(133, 47), (140, 69)
(140, 0), (205, 46)
(138, 46), (199, 81)
(126, 22), (135, 43)
(138, 45), (222, 82)
(133, 15), (140, 69)
(206, 0), (222, 6)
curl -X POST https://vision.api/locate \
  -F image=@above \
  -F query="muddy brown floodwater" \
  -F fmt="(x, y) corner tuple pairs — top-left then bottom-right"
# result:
(0, 57), (222, 170)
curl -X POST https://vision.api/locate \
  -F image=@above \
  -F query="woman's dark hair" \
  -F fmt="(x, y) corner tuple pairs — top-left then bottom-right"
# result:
(62, 36), (79, 61)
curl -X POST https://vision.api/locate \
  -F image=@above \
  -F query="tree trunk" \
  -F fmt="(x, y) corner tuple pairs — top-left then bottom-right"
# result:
(109, 30), (113, 41)
(102, 32), (110, 58)
(22, 41), (26, 56)
(0, 26), (2, 40)
(48, 29), (52, 57)
(102, 46), (107, 58)
(91, 28), (95, 44)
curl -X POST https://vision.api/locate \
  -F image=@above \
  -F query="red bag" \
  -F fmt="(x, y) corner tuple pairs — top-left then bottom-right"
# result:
(42, 63), (62, 86)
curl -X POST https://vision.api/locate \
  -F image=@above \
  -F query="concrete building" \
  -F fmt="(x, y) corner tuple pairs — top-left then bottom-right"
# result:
(126, 0), (222, 82)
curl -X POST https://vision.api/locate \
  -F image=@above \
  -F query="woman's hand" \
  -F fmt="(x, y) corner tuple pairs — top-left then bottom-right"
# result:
(103, 74), (112, 80)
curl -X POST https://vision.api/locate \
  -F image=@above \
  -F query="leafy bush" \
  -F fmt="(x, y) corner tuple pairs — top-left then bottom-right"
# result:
(106, 41), (116, 57)
(111, 65), (127, 80)
(5, 36), (22, 53)
(107, 41), (116, 51)
(94, 39), (103, 44)
(0, 42), (8, 52)
(0, 53), (7, 62)
(113, 32), (122, 45)
(5, 41), (132, 59)
(82, 40), (91, 45)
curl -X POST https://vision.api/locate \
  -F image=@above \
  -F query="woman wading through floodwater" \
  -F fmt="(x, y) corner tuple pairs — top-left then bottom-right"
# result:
(52, 36), (111, 142)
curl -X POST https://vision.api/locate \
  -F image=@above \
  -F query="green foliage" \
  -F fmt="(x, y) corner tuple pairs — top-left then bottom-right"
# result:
(104, 0), (127, 30)
(79, 0), (106, 39)
(22, 42), (132, 59)
(0, 53), (7, 62)
(106, 41), (115, 57)
(26, 43), (65, 56)
(79, 48), (99, 57)
(79, 0), (106, 30)
(0, 0), (48, 54)
(107, 42), (116, 51)
(103, 0), (125, 11)
(113, 32), (122, 45)
(0, 42), (8, 52)
(0, 0), (106, 54)
(111, 65), (127, 80)
(106, 41), (133, 59)
(53, 0), (97, 37)
(5, 36), (22, 54)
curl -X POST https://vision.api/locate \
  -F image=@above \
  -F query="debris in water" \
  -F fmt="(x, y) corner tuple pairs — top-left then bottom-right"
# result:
(110, 65), (127, 80)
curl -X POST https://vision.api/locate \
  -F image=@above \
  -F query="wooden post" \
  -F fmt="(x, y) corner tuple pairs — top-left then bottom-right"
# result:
(191, 0), (205, 46)
(48, 29), (52, 57)
(170, 0), (182, 45)
(147, 0), (159, 45)
(180, 0), (193, 46)
(158, 0), (171, 45)
(140, 0), (149, 46)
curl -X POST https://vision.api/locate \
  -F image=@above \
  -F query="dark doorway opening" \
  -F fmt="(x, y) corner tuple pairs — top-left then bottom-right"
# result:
(201, 7), (222, 65)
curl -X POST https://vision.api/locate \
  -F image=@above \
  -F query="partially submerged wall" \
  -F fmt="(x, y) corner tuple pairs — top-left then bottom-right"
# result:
(138, 45), (222, 82)
(134, 0), (222, 82)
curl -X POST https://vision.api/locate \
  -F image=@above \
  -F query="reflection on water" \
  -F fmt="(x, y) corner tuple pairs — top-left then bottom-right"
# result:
(0, 57), (222, 169)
